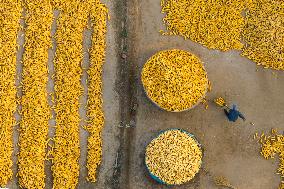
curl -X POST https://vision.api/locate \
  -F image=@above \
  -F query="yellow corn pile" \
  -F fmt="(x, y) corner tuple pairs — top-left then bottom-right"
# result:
(256, 129), (284, 189)
(85, 1), (108, 182)
(214, 97), (226, 107)
(242, 0), (284, 70)
(161, 0), (246, 51)
(51, 1), (90, 188)
(18, 1), (52, 188)
(142, 49), (209, 112)
(0, 0), (21, 186)
(145, 130), (202, 185)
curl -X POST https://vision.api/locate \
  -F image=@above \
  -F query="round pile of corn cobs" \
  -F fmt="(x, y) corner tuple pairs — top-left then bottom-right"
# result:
(145, 129), (202, 185)
(142, 49), (209, 112)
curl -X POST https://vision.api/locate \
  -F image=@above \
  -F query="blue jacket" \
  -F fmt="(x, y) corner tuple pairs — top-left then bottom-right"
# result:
(227, 104), (245, 122)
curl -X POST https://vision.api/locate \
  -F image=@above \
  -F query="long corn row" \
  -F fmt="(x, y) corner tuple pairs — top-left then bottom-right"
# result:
(256, 129), (284, 189)
(142, 49), (209, 112)
(51, 1), (90, 188)
(0, 0), (21, 186)
(161, 0), (246, 51)
(145, 130), (202, 185)
(86, 1), (108, 182)
(242, 0), (284, 70)
(18, 1), (53, 188)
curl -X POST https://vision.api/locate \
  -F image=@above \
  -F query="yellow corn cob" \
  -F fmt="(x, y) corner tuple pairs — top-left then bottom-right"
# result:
(18, 1), (53, 188)
(214, 97), (226, 107)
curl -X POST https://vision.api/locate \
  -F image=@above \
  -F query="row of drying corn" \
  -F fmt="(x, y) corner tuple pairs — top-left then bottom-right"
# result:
(0, 0), (22, 186)
(18, 0), (53, 188)
(51, 0), (87, 188)
(161, 0), (284, 70)
(0, 0), (108, 188)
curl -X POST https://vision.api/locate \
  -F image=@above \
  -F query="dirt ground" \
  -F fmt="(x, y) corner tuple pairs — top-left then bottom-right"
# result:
(111, 0), (284, 189)
(6, 0), (284, 188)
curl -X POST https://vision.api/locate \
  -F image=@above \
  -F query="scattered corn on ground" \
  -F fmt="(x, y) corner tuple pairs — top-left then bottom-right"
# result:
(142, 49), (209, 112)
(51, 1), (90, 188)
(214, 176), (236, 189)
(18, 1), (53, 188)
(160, 0), (246, 51)
(145, 129), (202, 185)
(0, 0), (21, 186)
(256, 129), (284, 189)
(242, 0), (284, 70)
(214, 97), (226, 107)
(86, 1), (108, 182)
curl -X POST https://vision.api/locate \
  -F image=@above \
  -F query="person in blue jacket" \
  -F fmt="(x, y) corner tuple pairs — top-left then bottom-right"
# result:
(224, 104), (246, 122)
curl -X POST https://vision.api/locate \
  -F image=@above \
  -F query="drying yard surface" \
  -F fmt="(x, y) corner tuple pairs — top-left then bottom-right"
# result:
(0, 0), (284, 189)
(18, 1), (52, 188)
(141, 49), (209, 112)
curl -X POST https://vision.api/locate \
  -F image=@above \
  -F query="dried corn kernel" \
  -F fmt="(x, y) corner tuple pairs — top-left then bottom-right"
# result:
(257, 130), (284, 189)
(145, 129), (202, 185)
(86, 1), (108, 182)
(18, 1), (53, 188)
(0, 0), (21, 186)
(142, 49), (209, 112)
(242, 0), (284, 70)
(161, 0), (246, 51)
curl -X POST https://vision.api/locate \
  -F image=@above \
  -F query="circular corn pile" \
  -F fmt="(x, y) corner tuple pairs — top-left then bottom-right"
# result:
(242, 0), (284, 70)
(51, 1), (90, 188)
(257, 129), (284, 189)
(141, 49), (209, 112)
(18, 1), (53, 188)
(86, 1), (108, 182)
(145, 129), (202, 185)
(161, 0), (246, 51)
(0, 0), (21, 186)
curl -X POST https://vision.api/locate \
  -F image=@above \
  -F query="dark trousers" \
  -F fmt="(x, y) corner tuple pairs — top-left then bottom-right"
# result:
(224, 109), (229, 117)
